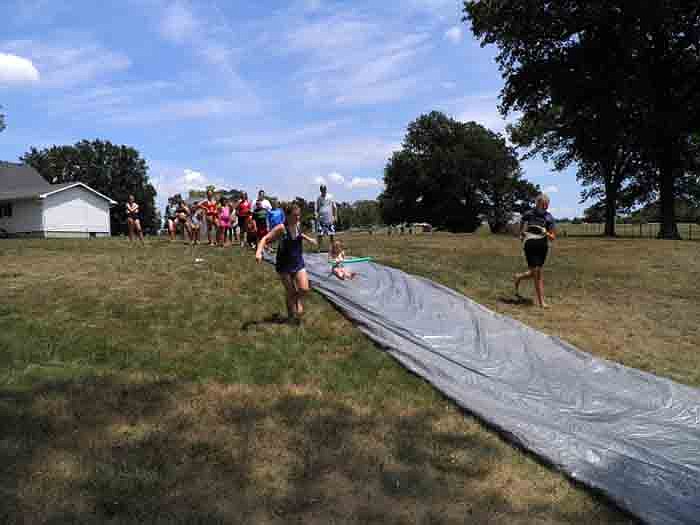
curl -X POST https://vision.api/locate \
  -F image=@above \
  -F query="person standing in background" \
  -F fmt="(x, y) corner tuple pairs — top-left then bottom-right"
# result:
(236, 192), (252, 248)
(315, 184), (337, 252)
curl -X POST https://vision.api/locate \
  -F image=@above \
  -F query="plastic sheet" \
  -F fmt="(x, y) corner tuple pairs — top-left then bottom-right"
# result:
(293, 253), (700, 525)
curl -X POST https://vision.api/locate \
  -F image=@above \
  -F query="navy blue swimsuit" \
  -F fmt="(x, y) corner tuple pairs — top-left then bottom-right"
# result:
(275, 224), (305, 274)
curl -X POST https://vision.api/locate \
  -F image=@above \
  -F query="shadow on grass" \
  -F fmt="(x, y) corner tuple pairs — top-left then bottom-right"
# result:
(0, 375), (635, 525)
(241, 314), (292, 331)
(496, 295), (535, 306)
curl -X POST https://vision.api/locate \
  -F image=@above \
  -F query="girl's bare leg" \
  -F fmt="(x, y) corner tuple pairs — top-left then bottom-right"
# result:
(533, 267), (547, 308)
(280, 274), (297, 318)
(135, 220), (145, 244)
(293, 270), (310, 317)
(127, 219), (135, 242)
(514, 269), (534, 295)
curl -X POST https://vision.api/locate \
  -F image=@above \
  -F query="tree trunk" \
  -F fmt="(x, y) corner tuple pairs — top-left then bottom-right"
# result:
(603, 175), (618, 237)
(658, 156), (680, 239)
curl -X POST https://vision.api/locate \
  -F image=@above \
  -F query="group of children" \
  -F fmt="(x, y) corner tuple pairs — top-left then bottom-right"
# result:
(128, 191), (556, 323)
(164, 189), (286, 249)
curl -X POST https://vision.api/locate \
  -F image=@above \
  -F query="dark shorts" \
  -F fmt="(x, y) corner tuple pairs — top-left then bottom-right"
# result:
(276, 260), (305, 275)
(524, 237), (548, 268)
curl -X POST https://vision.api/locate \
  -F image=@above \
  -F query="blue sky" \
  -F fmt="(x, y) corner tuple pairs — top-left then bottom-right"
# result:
(0, 0), (585, 218)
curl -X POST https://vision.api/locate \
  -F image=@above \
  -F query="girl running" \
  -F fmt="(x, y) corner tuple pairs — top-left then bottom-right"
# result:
(218, 197), (232, 247)
(126, 195), (145, 244)
(256, 204), (318, 323)
(202, 190), (220, 246)
(514, 193), (556, 308)
(329, 240), (357, 280)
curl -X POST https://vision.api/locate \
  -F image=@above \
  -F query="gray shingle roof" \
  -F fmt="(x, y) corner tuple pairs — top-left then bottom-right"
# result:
(0, 162), (52, 201)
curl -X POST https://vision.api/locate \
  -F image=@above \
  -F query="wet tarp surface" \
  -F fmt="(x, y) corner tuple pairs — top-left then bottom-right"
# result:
(295, 253), (700, 525)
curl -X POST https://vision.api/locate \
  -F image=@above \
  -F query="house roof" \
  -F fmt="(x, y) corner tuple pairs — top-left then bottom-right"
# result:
(0, 162), (116, 204)
(0, 162), (53, 200)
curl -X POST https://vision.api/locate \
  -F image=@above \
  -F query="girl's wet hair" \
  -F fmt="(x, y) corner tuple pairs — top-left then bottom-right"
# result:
(535, 193), (550, 207)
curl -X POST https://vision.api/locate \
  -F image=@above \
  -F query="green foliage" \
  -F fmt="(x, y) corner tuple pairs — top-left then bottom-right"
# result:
(336, 200), (382, 229)
(380, 111), (537, 233)
(0, 105), (5, 133)
(465, 1), (700, 239)
(20, 140), (158, 235)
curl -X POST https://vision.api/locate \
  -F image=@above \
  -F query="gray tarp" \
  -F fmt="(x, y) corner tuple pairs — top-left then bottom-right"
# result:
(295, 253), (700, 525)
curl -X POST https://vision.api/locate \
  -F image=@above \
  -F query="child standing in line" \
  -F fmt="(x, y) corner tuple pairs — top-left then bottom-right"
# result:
(245, 215), (258, 249)
(188, 201), (203, 245)
(329, 240), (357, 280)
(217, 197), (232, 247)
(514, 193), (556, 308)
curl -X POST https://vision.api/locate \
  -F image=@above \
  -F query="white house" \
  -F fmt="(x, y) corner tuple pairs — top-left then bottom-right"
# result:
(0, 162), (117, 238)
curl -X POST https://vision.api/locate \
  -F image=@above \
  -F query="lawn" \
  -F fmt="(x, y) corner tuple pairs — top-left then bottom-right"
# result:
(1, 233), (697, 524)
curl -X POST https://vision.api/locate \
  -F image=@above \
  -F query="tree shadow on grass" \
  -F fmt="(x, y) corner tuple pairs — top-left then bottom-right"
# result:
(0, 376), (636, 524)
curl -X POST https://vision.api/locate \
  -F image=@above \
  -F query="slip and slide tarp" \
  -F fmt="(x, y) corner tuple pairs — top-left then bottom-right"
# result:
(280, 253), (700, 525)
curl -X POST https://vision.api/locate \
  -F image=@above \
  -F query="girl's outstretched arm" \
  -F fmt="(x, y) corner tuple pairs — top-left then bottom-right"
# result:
(256, 224), (285, 262)
(302, 233), (318, 245)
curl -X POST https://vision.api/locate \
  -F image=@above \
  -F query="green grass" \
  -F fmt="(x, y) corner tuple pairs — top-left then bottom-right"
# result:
(2, 233), (697, 524)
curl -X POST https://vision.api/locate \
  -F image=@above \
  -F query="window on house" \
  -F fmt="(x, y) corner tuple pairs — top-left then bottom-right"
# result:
(0, 203), (12, 218)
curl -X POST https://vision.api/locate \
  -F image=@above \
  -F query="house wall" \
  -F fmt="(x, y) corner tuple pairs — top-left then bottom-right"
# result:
(0, 199), (44, 235)
(42, 187), (111, 236)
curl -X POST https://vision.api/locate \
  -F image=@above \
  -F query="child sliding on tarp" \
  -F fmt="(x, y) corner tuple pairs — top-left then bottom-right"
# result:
(329, 240), (357, 280)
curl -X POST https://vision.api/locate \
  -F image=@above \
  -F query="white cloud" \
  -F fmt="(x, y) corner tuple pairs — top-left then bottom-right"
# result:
(314, 175), (327, 186)
(445, 26), (463, 44)
(109, 96), (258, 124)
(1, 40), (130, 88)
(214, 119), (344, 150)
(286, 13), (433, 106)
(0, 53), (40, 85)
(160, 1), (199, 43)
(544, 185), (560, 194)
(183, 168), (205, 185)
(348, 177), (380, 189)
(438, 93), (511, 133)
(328, 172), (345, 184)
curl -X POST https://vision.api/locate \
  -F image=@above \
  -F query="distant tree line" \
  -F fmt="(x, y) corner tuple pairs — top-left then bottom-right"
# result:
(465, 1), (700, 238)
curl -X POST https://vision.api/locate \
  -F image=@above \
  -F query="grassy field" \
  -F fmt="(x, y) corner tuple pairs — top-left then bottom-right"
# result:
(1, 233), (698, 524)
(556, 221), (699, 240)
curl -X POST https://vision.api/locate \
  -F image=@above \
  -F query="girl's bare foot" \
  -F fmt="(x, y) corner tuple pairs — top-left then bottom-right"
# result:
(539, 302), (550, 309)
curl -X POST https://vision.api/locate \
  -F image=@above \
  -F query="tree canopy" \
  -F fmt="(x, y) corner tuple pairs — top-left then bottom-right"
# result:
(0, 106), (5, 133)
(465, 1), (700, 239)
(379, 111), (538, 233)
(20, 140), (158, 235)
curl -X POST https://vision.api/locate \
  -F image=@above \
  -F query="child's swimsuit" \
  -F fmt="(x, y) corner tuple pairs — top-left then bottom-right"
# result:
(203, 200), (218, 219)
(219, 206), (231, 228)
(126, 204), (139, 220)
(275, 223), (305, 274)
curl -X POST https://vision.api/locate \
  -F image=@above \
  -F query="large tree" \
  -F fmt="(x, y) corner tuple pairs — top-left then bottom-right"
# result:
(0, 106), (5, 133)
(466, 1), (700, 239)
(379, 111), (537, 233)
(20, 140), (158, 235)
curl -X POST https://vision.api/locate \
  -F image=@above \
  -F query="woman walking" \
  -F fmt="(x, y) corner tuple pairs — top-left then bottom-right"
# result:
(256, 204), (317, 323)
(514, 193), (556, 308)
